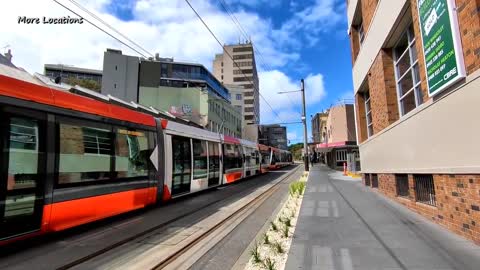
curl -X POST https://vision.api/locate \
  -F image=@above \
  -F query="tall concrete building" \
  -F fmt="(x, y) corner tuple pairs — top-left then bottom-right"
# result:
(258, 124), (287, 150)
(348, 0), (480, 243)
(212, 42), (260, 125)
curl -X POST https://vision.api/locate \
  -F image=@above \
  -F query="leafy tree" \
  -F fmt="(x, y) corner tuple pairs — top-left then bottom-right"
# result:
(65, 77), (101, 92)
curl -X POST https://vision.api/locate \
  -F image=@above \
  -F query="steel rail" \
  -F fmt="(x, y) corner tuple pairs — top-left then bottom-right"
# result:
(152, 165), (302, 269)
(56, 165), (300, 270)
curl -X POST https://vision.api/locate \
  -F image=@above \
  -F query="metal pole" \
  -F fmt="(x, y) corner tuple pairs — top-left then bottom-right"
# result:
(301, 79), (309, 171)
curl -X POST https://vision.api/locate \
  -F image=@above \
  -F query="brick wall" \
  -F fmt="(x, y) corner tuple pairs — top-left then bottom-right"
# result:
(350, 28), (360, 64)
(456, 0), (480, 75)
(354, 93), (368, 143)
(360, 0), (378, 33)
(367, 50), (399, 134)
(362, 173), (480, 244)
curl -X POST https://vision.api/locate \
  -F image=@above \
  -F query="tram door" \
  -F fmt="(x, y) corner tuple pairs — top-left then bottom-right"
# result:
(0, 111), (46, 240)
(207, 142), (220, 187)
(171, 136), (192, 195)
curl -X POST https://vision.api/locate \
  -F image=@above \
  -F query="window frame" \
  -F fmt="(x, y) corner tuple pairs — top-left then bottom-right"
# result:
(393, 24), (423, 116)
(55, 116), (154, 188)
(358, 22), (365, 45)
(364, 91), (373, 137)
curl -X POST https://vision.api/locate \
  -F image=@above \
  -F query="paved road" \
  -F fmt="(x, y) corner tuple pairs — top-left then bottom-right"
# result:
(0, 166), (297, 270)
(191, 166), (304, 270)
(286, 165), (480, 270)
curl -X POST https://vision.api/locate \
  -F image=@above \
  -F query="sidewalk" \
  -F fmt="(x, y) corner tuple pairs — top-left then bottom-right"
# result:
(285, 165), (480, 270)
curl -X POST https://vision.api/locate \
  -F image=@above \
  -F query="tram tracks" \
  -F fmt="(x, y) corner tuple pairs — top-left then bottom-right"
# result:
(152, 166), (303, 270)
(56, 165), (302, 270)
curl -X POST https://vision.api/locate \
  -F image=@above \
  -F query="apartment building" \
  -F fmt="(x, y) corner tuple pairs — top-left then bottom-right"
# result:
(212, 42), (260, 125)
(348, 0), (480, 244)
(311, 111), (329, 143)
(258, 124), (288, 150)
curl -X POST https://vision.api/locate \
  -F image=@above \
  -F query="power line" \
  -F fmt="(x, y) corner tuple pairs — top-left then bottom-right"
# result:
(184, 0), (285, 124)
(215, 0), (303, 118)
(66, 0), (154, 58)
(52, 0), (150, 58)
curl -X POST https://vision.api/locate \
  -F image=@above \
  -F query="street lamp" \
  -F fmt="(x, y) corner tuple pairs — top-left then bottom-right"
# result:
(277, 79), (309, 171)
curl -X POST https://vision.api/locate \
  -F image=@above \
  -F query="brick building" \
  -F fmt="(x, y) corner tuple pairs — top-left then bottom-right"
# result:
(348, 0), (480, 244)
(315, 103), (359, 170)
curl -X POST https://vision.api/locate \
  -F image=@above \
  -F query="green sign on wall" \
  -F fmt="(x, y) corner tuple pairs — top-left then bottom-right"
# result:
(417, 0), (465, 96)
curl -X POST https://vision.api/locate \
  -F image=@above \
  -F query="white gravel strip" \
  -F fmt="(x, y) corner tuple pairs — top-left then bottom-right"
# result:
(245, 172), (308, 270)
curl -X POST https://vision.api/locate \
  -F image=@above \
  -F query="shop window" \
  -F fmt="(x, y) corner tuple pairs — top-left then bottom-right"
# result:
(414, 175), (436, 206)
(395, 174), (409, 197)
(394, 24), (423, 116)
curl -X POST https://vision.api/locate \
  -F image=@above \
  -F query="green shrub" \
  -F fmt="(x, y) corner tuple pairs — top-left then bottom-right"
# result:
(284, 217), (291, 227)
(272, 241), (284, 254)
(250, 242), (261, 264)
(289, 181), (306, 197)
(270, 221), (278, 231)
(282, 225), (289, 238)
(263, 232), (270, 245)
(264, 257), (276, 270)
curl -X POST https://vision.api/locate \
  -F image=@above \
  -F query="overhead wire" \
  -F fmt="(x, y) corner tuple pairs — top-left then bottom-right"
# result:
(184, 0), (285, 124)
(66, 0), (155, 58)
(52, 0), (150, 58)
(216, 0), (304, 118)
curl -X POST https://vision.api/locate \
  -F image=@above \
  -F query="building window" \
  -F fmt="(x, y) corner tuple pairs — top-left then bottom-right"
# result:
(414, 175), (436, 206)
(364, 91), (373, 137)
(236, 94), (242, 100)
(335, 149), (347, 167)
(394, 24), (423, 116)
(221, 62), (223, 67)
(244, 99), (254, 104)
(233, 54), (253, 60)
(371, 174), (378, 188)
(365, 174), (371, 186)
(358, 21), (365, 45)
(395, 174), (409, 197)
(233, 47), (253, 53)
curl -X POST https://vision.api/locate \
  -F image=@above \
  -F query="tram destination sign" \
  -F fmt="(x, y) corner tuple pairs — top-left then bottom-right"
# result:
(417, 0), (465, 96)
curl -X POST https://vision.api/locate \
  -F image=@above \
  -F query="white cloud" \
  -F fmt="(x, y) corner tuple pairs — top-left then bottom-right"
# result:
(259, 71), (326, 124)
(2, 0), (338, 123)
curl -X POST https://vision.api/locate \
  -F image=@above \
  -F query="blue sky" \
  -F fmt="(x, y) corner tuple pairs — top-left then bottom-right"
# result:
(3, 0), (353, 144)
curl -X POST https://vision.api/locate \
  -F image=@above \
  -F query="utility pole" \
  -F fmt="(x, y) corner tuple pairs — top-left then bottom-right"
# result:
(301, 79), (309, 171)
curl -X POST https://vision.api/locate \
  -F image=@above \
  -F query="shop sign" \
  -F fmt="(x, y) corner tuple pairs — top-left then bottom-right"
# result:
(417, 0), (465, 96)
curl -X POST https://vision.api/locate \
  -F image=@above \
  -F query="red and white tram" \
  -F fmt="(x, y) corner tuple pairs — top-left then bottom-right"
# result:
(0, 74), (292, 245)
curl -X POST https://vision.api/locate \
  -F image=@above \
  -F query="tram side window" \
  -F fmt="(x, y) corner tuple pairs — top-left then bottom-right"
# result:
(208, 142), (220, 173)
(224, 144), (242, 170)
(115, 129), (150, 178)
(193, 139), (208, 179)
(7, 117), (40, 190)
(58, 124), (112, 184)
